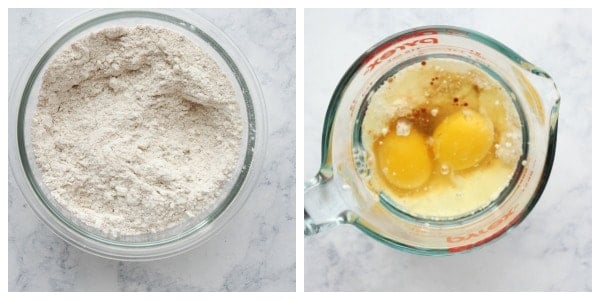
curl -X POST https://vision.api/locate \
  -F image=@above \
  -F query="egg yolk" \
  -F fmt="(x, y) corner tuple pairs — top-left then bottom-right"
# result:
(375, 129), (432, 190)
(433, 109), (494, 171)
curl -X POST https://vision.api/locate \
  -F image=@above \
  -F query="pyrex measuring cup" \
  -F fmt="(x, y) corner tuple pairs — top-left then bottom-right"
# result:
(304, 26), (560, 255)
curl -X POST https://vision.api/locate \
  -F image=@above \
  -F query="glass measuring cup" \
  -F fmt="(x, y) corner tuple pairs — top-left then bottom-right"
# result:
(304, 26), (560, 255)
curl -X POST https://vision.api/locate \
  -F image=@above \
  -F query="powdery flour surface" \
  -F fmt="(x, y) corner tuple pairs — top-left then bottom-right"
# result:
(32, 26), (242, 237)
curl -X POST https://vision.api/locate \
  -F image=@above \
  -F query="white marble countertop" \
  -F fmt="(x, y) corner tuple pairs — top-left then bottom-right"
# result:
(8, 8), (296, 291)
(304, 9), (591, 291)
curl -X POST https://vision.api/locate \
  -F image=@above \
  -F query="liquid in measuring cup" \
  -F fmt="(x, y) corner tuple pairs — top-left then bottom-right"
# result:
(361, 57), (524, 220)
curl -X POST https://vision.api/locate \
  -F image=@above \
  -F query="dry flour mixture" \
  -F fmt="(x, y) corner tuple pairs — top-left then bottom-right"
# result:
(32, 25), (243, 237)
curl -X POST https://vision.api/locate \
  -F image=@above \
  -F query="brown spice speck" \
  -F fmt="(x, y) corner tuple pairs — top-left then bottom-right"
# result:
(421, 61), (426, 66)
(453, 97), (459, 102)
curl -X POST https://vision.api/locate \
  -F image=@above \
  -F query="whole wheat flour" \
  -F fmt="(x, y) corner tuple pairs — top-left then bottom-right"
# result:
(31, 25), (243, 237)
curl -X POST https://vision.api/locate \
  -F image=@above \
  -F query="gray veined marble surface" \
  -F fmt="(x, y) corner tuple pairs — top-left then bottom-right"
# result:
(304, 9), (591, 291)
(8, 8), (296, 292)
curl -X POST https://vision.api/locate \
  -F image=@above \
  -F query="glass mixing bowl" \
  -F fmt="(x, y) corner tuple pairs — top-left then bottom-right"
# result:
(8, 9), (267, 260)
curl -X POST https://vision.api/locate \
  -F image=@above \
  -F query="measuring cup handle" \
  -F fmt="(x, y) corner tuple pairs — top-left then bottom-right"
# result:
(304, 171), (348, 236)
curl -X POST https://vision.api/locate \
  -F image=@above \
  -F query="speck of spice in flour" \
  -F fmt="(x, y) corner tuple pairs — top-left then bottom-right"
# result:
(31, 25), (243, 237)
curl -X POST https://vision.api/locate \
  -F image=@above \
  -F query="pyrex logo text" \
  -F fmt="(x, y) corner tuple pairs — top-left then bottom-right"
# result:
(364, 30), (438, 73)
(446, 207), (516, 244)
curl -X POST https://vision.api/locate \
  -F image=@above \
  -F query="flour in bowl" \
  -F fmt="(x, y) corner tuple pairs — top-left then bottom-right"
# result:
(31, 25), (243, 237)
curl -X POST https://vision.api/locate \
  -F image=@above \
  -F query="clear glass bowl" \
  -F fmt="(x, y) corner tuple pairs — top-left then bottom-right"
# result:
(9, 9), (267, 260)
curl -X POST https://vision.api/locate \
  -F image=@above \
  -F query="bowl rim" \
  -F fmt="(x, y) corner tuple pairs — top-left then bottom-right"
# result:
(8, 8), (267, 261)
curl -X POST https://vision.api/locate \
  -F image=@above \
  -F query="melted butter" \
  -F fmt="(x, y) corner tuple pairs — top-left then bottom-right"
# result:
(363, 58), (522, 220)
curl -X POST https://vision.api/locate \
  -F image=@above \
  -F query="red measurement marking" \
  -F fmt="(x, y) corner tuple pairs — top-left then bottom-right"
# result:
(446, 207), (520, 253)
(363, 30), (438, 74)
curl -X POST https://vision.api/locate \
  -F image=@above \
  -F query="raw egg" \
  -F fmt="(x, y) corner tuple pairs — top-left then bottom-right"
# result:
(432, 108), (494, 171)
(374, 127), (432, 189)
